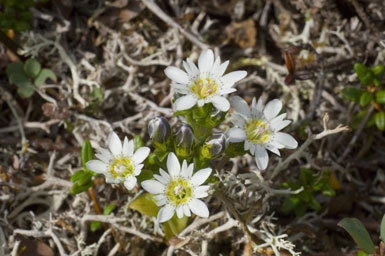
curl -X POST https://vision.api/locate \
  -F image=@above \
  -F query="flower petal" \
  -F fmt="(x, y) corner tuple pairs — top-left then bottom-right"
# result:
(231, 96), (251, 117)
(172, 83), (190, 94)
(198, 49), (214, 73)
(141, 180), (165, 194)
(86, 160), (108, 174)
(123, 176), (137, 190)
(159, 168), (171, 182)
(174, 95), (197, 111)
(164, 66), (189, 84)
(183, 204), (191, 217)
(176, 206), (184, 218)
(183, 60), (193, 76)
(97, 147), (113, 162)
(210, 56), (221, 76)
(228, 127), (247, 142)
(274, 132), (298, 149)
(216, 60), (229, 77)
(158, 204), (175, 223)
(132, 147), (150, 164)
(108, 132), (122, 156)
(195, 185), (210, 193)
(133, 165), (143, 176)
(156, 198), (167, 207)
(191, 168), (212, 186)
(222, 71), (247, 87)
(154, 174), (168, 185)
(167, 152), (181, 177)
(123, 138), (134, 157)
(211, 96), (230, 112)
(189, 199), (209, 218)
(187, 58), (199, 76)
(263, 99), (282, 120)
(95, 153), (111, 163)
(195, 192), (208, 198)
(266, 144), (281, 156)
(181, 160), (193, 178)
(220, 87), (237, 95)
(254, 146), (269, 170)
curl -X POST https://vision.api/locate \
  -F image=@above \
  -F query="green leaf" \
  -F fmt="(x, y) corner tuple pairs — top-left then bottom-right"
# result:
(71, 170), (85, 182)
(164, 215), (188, 241)
(294, 203), (307, 216)
(381, 214), (385, 243)
(133, 135), (145, 151)
(90, 221), (102, 232)
(81, 140), (94, 171)
(281, 197), (299, 214)
(299, 168), (313, 185)
(341, 88), (364, 102)
(129, 193), (159, 217)
(34, 68), (57, 86)
(17, 86), (34, 98)
(354, 63), (374, 86)
(357, 250), (369, 256)
(308, 196), (321, 211)
(136, 169), (153, 183)
(338, 218), (375, 254)
(375, 90), (385, 104)
(9, 72), (31, 88)
(6, 61), (24, 77)
(321, 184), (336, 197)
(371, 65), (385, 79)
(375, 112), (385, 131)
(71, 179), (93, 194)
(359, 92), (373, 107)
(103, 204), (116, 215)
(24, 59), (41, 78)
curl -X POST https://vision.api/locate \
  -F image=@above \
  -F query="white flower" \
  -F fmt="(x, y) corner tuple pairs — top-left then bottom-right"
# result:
(86, 132), (150, 190)
(141, 152), (211, 223)
(228, 96), (298, 170)
(164, 49), (247, 112)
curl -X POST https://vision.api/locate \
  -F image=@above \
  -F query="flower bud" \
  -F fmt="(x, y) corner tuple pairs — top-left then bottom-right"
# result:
(201, 132), (228, 159)
(148, 117), (171, 144)
(175, 123), (194, 157)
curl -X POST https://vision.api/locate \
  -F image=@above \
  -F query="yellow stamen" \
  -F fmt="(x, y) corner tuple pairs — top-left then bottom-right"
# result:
(166, 178), (193, 205)
(191, 77), (218, 99)
(109, 157), (134, 179)
(246, 120), (270, 144)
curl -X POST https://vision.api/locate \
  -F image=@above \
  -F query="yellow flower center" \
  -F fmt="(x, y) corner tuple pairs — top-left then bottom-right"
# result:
(165, 177), (193, 205)
(246, 120), (270, 144)
(109, 157), (134, 179)
(191, 77), (218, 99)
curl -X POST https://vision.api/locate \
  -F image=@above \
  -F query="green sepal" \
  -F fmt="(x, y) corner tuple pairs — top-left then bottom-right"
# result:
(133, 135), (145, 151)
